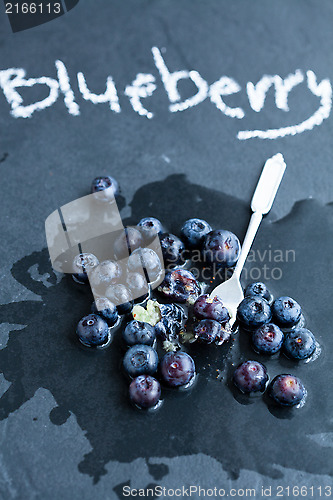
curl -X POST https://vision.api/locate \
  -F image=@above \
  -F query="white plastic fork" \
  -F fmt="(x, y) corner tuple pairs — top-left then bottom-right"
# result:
(209, 153), (287, 326)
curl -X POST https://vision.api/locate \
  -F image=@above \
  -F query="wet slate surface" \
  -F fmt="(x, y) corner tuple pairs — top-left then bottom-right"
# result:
(0, 1), (333, 498)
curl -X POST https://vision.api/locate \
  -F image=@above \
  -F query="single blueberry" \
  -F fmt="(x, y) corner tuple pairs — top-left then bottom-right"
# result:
(154, 316), (179, 342)
(193, 319), (222, 344)
(233, 360), (268, 394)
(72, 253), (99, 283)
(272, 296), (302, 327)
(106, 284), (133, 315)
(193, 294), (230, 323)
(283, 328), (316, 360)
(89, 260), (122, 294)
(237, 296), (272, 329)
(158, 268), (201, 305)
(180, 218), (212, 249)
(252, 323), (284, 355)
(159, 233), (185, 268)
(123, 320), (156, 346)
(91, 176), (120, 202)
(160, 351), (195, 387)
(127, 248), (163, 283)
(202, 229), (240, 268)
(269, 374), (306, 407)
(76, 314), (109, 347)
(126, 272), (149, 301)
(137, 217), (164, 240)
(123, 344), (159, 378)
(244, 282), (271, 301)
(91, 297), (118, 327)
(129, 375), (161, 409)
(154, 304), (185, 342)
(159, 303), (185, 326)
(114, 227), (143, 259)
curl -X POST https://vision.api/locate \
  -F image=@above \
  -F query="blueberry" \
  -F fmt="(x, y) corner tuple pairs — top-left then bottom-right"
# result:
(72, 253), (99, 283)
(154, 317), (178, 341)
(269, 374), (306, 407)
(159, 303), (185, 325)
(160, 351), (195, 387)
(114, 227), (143, 259)
(137, 217), (164, 240)
(158, 268), (201, 305)
(233, 360), (268, 394)
(126, 272), (149, 300)
(283, 328), (316, 360)
(237, 296), (272, 329)
(76, 314), (109, 347)
(159, 233), (185, 267)
(193, 294), (230, 323)
(272, 296), (302, 328)
(202, 229), (240, 268)
(245, 282), (271, 301)
(129, 375), (161, 409)
(252, 323), (284, 355)
(127, 248), (163, 283)
(123, 320), (156, 346)
(91, 297), (118, 327)
(123, 344), (159, 378)
(89, 260), (122, 294)
(194, 319), (222, 344)
(106, 284), (133, 314)
(154, 304), (185, 341)
(180, 218), (212, 249)
(91, 176), (120, 202)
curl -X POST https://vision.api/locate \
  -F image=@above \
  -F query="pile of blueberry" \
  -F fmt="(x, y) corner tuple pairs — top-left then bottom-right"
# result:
(234, 284), (318, 407)
(72, 175), (317, 410)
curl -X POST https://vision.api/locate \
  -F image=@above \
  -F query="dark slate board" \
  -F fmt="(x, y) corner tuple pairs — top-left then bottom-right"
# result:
(0, 1), (332, 499)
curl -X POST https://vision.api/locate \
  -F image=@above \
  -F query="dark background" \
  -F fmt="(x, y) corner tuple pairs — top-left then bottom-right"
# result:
(0, 1), (332, 498)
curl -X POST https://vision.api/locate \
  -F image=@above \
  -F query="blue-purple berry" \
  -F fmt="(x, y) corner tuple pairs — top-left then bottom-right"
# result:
(91, 176), (120, 201)
(283, 328), (316, 360)
(202, 229), (240, 268)
(269, 374), (306, 407)
(193, 294), (230, 323)
(160, 351), (195, 387)
(237, 296), (272, 329)
(252, 323), (284, 355)
(158, 268), (200, 305)
(127, 248), (163, 283)
(106, 284), (133, 314)
(123, 344), (159, 378)
(272, 296), (302, 328)
(160, 233), (185, 267)
(126, 272), (149, 300)
(137, 217), (164, 240)
(89, 260), (122, 293)
(76, 314), (109, 347)
(245, 282), (271, 301)
(233, 360), (268, 394)
(91, 297), (118, 327)
(194, 319), (222, 344)
(180, 218), (212, 249)
(129, 375), (161, 409)
(114, 227), (143, 258)
(72, 253), (99, 283)
(154, 304), (184, 341)
(123, 320), (156, 346)
(154, 317), (178, 342)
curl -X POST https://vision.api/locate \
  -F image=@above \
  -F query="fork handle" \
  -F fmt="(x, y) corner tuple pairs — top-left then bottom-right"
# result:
(233, 211), (263, 279)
